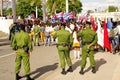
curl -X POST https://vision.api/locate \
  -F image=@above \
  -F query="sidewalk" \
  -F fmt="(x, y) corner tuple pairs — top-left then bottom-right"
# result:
(42, 52), (120, 80)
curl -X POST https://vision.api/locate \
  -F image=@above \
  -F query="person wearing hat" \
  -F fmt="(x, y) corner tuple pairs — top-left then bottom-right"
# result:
(77, 21), (98, 74)
(12, 24), (34, 80)
(53, 23), (73, 75)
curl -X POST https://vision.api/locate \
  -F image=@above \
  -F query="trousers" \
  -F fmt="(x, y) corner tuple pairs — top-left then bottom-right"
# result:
(81, 44), (95, 68)
(58, 46), (72, 69)
(15, 49), (30, 75)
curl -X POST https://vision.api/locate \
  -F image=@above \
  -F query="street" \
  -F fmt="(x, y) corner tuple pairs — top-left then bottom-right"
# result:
(0, 44), (120, 80)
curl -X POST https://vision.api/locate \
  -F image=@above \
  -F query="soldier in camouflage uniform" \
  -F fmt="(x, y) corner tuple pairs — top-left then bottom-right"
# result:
(77, 21), (98, 74)
(12, 24), (34, 80)
(53, 23), (73, 75)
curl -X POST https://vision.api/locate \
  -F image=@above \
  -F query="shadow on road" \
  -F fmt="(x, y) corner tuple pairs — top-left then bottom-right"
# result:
(72, 60), (81, 71)
(30, 63), (58, 79)
(84, 58), (107, 73)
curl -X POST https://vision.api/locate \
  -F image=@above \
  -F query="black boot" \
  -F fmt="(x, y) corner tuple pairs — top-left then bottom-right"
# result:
(61, 68), (66, 75)
(38, 43), (40, 46)
(26, 75), (34, 80)
(67, 66), (73, 72)
(79, 68), (84, 75)
(16, 74), (22, 80)
(92, 67), (96, 73)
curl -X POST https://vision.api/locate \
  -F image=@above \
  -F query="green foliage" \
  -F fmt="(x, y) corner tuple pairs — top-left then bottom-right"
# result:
(16, 0), (42, 19)
(29, 0), (41, 6)
(69, 0), (82, 13)
(108, 6), (118, 12)
(3, 8), (12, 16)
(46, 0), (82, 14)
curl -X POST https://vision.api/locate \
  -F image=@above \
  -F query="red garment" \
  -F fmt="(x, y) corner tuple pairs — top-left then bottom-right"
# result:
(104, 19), (112, 52)
(92, 19), (97, 32)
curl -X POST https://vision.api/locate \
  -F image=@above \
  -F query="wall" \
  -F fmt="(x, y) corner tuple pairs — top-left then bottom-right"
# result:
(0, 18), (13, 34)
(91, 12), (120, 21)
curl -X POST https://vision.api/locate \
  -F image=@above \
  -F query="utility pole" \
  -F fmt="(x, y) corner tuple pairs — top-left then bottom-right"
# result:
(12, 0), (16, 22)
(66, 0), (68, 13)
(0, 0), (3, 16)
(42, 0), (46, 22)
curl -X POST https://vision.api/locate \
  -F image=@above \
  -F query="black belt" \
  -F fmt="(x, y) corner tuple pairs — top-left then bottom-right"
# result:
(17, 46), (29, 53)
(17, 46), (24, 49)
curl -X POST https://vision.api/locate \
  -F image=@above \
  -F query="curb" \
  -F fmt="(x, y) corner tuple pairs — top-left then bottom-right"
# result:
(0, 37), (10, 46)
(0, 41), (10, 46)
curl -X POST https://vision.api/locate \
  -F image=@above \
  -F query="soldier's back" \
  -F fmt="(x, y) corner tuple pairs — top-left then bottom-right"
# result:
(82, 28), (96, 43)
(56, 29), (70, 44)
(15, 31), (29, 47)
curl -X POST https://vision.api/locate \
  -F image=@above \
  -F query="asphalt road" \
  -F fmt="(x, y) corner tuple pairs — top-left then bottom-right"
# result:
(0, 44), (120, 80)
(0, 44), (60, 80)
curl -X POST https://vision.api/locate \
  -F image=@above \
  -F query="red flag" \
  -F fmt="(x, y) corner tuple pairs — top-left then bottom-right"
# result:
(52, 14), (57, 19)
(91, 19), (97, 32)
(104, 19), (111, 52)
(60, 12), (64, 17)
(70, 12), (75, 19)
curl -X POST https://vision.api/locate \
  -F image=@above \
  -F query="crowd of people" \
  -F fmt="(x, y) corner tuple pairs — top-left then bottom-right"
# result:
(9, 18), (120, 54)
(9, 17), (120, 79)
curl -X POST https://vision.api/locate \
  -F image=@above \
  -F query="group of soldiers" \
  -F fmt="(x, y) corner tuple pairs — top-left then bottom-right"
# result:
(53, 21), (98, 75)
(9, 18), (98, 80)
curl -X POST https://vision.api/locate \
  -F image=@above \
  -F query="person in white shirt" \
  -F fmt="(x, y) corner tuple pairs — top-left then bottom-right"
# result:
(44, 23), (51, 46)
(72, 27), (81, 59)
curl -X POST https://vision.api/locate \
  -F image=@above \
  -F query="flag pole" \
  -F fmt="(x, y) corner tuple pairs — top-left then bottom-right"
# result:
(66, 0), (68, 13)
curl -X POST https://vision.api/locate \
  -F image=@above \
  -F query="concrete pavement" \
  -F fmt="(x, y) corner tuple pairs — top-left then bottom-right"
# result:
(0, 45), (120, 80)
(43, 51), (120, 80)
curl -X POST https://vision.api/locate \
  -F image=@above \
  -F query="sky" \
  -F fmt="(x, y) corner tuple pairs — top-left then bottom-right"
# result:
(80, 0), (120, 12)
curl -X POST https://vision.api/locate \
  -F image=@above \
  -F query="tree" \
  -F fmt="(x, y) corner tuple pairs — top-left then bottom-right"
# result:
(29, 0), (42, 18)
(69, 0), (82, 14)
(42, 0), (46, 22)
(108, 6), (118, 12)
(46, 0), (63, 14)
(12, 0), (16, 22)
(3, 8), (12, 16)
(16, 0), (42, 19)
(46, 0), (82, 14)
